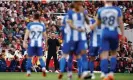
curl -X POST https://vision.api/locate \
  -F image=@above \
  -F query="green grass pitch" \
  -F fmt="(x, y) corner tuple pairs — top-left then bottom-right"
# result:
(0, 72), (132, 80)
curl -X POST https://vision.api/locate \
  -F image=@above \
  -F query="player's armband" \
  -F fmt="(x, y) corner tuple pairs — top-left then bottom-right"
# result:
(67, 20), (72, 24)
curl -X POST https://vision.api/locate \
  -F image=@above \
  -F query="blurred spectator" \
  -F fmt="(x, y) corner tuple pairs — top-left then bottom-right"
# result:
(0, 52), (6, 72)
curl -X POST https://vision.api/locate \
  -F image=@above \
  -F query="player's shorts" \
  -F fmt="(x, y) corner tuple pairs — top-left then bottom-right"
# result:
(89, 46), (99, 57)
(62, 40), (88, 55)
(100, 28), (119, 52)
(27, 46), (43, 57)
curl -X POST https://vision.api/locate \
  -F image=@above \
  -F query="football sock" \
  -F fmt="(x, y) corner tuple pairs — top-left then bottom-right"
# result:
(27, 58), (32, 71)
(77, 58), (82, 76)
(82, 54), (88, 72)
(60, 57), (66, 73)
(89, 61), (94, 74)
(110, 57), (117, 72)
(39, 58), (45, 68)
(100, 59), (108, 74)
(67, 55), (73, 72)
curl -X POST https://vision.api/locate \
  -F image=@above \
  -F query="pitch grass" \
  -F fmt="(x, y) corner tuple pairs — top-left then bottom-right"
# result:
(0, 72), (132, 80)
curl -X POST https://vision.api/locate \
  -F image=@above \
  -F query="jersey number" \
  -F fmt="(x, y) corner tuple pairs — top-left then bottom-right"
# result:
(31, 31), (41, 39)
(102, 16), (115, 26)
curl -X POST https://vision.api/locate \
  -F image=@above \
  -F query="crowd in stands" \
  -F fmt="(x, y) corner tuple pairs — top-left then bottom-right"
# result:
(0, 1), (133, 73)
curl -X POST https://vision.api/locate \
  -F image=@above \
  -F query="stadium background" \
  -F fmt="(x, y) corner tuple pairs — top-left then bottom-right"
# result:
(0, 0), (133, 75)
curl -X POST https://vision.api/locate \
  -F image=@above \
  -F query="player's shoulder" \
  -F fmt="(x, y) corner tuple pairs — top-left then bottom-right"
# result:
(67, 9), (74, 15)
(98, 6), (121, 12)
(27, 22), (34, 26)
(112, 6), (122, 12)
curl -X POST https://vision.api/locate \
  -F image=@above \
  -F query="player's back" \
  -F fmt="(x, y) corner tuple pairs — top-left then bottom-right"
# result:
(98, 6), (122, 51)
(98, 6), (122, 30)
(27, 22), (45, 47)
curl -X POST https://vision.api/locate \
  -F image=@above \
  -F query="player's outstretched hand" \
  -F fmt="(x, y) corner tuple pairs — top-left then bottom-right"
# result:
(23, 41), (28, 49)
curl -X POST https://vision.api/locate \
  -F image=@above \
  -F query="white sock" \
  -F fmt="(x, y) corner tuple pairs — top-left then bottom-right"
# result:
(42, 67), (46, 71)
(27, 70), (31, 74)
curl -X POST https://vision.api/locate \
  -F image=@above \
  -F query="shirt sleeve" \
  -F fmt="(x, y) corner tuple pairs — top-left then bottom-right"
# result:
(26, 22), (31, 30)
(117, 7), (122, 17)
(67, 10), (73, 21)
(42, 24), (46, 32)
(97, 8), (102, 20)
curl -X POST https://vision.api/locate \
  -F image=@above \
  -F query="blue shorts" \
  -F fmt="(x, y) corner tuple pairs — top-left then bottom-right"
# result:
(89, 46), (99, 57)
(62, 40), (88, 55)
(27, 46), (43, 57)
(100, 28), (119, 52)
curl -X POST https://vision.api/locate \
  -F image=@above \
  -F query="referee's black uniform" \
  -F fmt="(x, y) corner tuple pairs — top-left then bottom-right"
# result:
(46, 33), (60, 71)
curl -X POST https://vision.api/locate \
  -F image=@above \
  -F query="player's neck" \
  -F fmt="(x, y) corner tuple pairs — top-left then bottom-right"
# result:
(33, 19), (39, 22)
(105, 3), (112, 7)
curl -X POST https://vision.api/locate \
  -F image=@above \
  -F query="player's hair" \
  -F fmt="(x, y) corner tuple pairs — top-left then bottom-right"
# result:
(70, 3), (74, 9)
(34, 12), (40, 20)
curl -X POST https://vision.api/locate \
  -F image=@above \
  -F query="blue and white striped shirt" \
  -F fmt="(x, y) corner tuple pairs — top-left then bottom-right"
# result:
(66, 10), (87, 42)
(89, 18), (102, 47)
(27, 22), (46, 47)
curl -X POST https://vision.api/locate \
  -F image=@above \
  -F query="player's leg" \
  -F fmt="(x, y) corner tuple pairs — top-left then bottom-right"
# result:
(58, 53), (68, 80)
(100, 35), (110, 80)
(26, 47), (35, 76)
(37, 47), (46, 77)
(67, 52), (73, 80)
(100, 51), (109, 80)
(89, 56), (95, 79)
(58, 42), (70, 80)
(77, 41), (91, 80)
(26, 57), (32, 76)
(108, 35), (119, 80)
(88, 47), (99, 79)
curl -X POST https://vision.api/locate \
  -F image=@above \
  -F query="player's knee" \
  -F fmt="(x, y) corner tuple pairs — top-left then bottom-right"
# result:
(100, 51), (109, 59)
(76, 55), (81, 59)
(90, 56), (95, 61)
(80, 50), (87, 55)
(110, 50), (117, 57)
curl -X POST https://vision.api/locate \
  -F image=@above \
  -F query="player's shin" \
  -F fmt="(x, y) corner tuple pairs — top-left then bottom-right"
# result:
(58, 54), (67, 79)
(76, 55), (82, 77)
(89, 57), (96, 79)
(67, 55), (73, 79)
(39, 57), (46, 77)
(108, 51), (117, 80)
(26, 58), (32, 76)
(82, 54), (88, 72)
(39, 57), (46, 68)
(100, 52), (109, 78)
(110, 51), (117, 73)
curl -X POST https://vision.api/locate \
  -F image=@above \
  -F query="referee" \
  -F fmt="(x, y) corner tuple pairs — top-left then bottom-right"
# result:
(46, 32), (60, 73)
